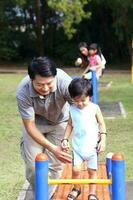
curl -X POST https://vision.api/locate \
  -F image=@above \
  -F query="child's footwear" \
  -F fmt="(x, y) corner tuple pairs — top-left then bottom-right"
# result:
(67, 187), (81, 200)
(88, 194), (99, 200)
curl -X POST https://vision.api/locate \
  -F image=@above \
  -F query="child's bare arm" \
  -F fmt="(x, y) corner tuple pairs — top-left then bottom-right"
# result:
(96, 106), (107, 153)
(61, 117), (73, 151)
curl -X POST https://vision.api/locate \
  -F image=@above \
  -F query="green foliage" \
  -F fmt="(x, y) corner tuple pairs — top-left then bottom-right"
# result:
(106, 0), (133, 41)
(48, 0), (91, 38)
(0, 0), (132, 63)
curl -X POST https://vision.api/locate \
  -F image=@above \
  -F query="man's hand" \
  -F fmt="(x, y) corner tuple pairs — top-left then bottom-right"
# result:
(52, 146), (72, 163)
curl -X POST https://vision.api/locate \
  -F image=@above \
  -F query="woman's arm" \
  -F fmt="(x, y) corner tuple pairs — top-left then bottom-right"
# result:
(23, 118), (72, 163)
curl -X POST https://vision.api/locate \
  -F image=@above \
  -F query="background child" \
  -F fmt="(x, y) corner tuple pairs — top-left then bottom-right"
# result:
(75, 42), (106, 79)
(87, 43), (106, 79)
(61, 78), (107, 200)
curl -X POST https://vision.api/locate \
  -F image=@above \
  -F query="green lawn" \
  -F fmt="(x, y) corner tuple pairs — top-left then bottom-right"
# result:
(0, 71), (133, 200)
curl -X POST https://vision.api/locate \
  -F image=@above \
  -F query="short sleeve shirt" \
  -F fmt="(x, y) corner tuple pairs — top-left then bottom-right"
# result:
(89, 55), (101, 66)
(16, 68), (72, 125)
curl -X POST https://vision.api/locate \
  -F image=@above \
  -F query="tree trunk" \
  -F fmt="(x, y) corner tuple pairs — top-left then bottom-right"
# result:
(34, 0), (44, 56)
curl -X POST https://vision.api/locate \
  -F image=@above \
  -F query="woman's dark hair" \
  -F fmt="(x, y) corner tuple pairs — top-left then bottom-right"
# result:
(78, 42), (89, 63)
(78, 42), (88, 50)
(89, 43), (102, 59)
(28, 57), (57, 79)
(68, 78), (93, 98)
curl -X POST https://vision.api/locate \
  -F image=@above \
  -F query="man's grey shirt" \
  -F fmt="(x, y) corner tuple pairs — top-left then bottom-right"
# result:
(16, 68), (72, 126)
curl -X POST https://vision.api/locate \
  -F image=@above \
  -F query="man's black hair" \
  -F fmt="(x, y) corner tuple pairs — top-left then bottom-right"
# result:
(68, 78), (93, 98)
(28, 57), (57, 79)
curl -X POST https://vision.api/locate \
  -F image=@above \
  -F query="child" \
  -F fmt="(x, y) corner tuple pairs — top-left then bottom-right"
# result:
(61, 78), (107, 200)
(75, 42), (106, 79)
(87, 43), (106, 79)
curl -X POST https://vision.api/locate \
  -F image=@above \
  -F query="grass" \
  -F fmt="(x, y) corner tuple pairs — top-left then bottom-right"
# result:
(0, 71), (133, 200)
(99, 73), (133, 179)
(0, 74), (25, 200)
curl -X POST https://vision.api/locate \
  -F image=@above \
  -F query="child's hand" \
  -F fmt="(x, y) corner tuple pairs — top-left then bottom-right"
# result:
(61, 139), (70, 152)
(97, 135), (106, 153)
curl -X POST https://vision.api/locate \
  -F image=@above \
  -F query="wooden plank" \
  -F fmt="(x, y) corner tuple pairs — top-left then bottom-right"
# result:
(53, 162), (110, 200)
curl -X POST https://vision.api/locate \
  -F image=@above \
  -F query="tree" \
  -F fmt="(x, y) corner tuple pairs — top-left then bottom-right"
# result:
(48, 0), (91, 39)
(77, 0), (133, 63)
(106, 0), (133, 58)
(0, 0), (26, 60)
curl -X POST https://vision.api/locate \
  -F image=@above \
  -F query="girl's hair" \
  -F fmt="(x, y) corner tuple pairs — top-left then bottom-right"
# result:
(28, 57), (57, 80)
(68, 78), (93, 98)
(89, 43), (102, 59)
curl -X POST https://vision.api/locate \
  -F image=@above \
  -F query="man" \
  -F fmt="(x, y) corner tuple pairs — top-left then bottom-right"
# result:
(16, 57), (72, 199)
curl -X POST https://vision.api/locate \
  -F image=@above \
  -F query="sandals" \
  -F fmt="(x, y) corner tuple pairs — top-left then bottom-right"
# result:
(67, 189), (98, 200)
(67, 187), (81, 200)
(88, 194), (99, 200)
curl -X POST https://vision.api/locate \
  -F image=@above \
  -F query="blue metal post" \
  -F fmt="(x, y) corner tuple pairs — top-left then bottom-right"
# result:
(112, 153), (126, 200)
(35, 153), (49, 200)
(91, 70), (98, 104)
(106, 153), (114, 193)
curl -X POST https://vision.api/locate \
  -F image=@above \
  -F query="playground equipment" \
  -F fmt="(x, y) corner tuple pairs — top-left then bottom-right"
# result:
(35, 152), (125, 200)
(91, 70), (98, 104)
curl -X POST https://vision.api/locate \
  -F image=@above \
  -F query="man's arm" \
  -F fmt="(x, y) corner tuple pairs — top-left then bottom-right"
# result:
(22, 118), (72, 163)
(23, 118), (57, 152)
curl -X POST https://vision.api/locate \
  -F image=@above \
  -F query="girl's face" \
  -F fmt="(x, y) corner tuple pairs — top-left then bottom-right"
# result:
(73, 95), (90, 109)
(79, 47), (88, 56)
(89, 48), (97, 56)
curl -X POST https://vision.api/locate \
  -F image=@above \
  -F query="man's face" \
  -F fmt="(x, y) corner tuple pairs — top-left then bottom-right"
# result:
(32, 75), (55, 96)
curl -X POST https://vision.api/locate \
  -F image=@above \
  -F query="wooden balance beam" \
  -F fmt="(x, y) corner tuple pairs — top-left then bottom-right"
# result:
(53, 162), (111, 200)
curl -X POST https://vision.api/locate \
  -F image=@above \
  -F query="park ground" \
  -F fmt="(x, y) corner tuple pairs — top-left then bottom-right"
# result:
(0, 68), (133, 200)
